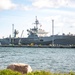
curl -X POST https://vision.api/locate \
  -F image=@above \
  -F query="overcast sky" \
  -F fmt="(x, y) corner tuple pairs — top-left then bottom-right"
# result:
(0, 0), (75, 38)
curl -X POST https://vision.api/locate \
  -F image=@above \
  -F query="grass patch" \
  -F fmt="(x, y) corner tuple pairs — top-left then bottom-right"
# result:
(0, 69), (75, 75)
(0, 69), (21, 75)
(26, 71), (75, 75)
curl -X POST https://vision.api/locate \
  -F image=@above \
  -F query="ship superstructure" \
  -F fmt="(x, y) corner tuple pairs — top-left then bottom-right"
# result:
(27, 16), (48, 38)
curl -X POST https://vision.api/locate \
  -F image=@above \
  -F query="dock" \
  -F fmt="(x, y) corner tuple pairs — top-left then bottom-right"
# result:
(0, 45), (75, 48)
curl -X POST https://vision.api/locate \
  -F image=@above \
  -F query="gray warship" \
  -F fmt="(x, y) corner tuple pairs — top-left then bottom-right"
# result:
(0, 16), (75, 46)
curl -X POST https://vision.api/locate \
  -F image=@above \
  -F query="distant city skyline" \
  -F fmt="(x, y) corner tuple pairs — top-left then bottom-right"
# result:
(0, 0), (75, 38)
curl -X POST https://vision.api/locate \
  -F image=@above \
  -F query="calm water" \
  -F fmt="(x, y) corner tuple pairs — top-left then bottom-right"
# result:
(0, 47), (75, 72)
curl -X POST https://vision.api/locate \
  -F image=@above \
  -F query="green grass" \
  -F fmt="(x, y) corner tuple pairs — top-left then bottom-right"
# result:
(0, 69), (75, 75)
(26, 71), (75, 75)
(25, 71), (53, 75)
(0, 69), (21, 75)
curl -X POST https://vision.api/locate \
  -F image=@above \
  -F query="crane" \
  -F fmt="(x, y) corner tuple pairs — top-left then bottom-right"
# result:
(18, 30), (24, 45)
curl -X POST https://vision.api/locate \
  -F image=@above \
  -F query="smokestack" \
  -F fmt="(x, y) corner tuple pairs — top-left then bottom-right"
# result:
(52, 20), (54, 45)
(52, 19), (54, 35)
(12, 24), (14, 38)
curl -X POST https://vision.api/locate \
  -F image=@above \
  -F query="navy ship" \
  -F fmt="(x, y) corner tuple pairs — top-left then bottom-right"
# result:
(0, 16), (75, 46)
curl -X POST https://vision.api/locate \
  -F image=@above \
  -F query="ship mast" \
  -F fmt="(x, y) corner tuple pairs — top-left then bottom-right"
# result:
(34, 16), (39, 29)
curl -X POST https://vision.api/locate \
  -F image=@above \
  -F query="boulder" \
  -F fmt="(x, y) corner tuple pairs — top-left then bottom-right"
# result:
(7, 63), (32, 74)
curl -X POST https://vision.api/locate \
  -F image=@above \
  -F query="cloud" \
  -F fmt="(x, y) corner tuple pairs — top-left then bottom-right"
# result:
(19, 5), (32, 11)
(32, 0), (75, 8)
(32, 0), (53, 8)
(39, 8), (75, 34)
(0, 0), (17, 10)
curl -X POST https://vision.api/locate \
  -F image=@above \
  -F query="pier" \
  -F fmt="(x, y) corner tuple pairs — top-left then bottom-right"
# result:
(0, 44), (75, 48)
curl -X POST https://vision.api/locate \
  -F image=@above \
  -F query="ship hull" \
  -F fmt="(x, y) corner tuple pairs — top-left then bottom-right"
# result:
(0, 35), (75, 45)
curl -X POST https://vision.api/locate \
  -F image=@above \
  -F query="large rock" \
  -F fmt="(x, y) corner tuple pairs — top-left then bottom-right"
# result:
(7, 63), (32, 74)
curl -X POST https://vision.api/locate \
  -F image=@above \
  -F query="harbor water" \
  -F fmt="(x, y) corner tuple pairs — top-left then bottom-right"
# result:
(0, 47), (75, 72)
